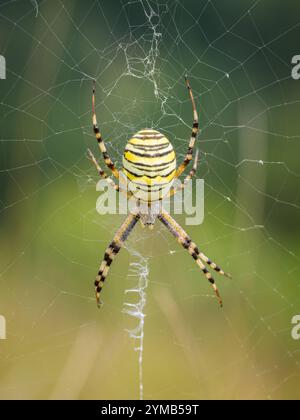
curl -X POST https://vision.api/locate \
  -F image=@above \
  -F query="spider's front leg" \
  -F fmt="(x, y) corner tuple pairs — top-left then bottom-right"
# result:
(88, 148), (120, 192)
(88, 148), (133, 199)
(158, 209), (231, 307)
(92, 81), (119, 179)
(167, 149), (199, 198)
(94, 210), (140, 307)
(175, 77), (199, 180)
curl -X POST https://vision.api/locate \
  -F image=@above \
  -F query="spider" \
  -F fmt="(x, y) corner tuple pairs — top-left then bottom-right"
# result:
(88, 77), (231, 308)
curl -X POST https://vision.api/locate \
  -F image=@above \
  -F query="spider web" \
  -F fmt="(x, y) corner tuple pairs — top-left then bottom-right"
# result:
(0, 0), (300, 400)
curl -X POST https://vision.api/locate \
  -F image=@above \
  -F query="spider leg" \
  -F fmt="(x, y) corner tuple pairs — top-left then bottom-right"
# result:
(87, 148), (133, 199)
(92, 81), (119, 179)
(175, 76), (199, 179)
(94, 210), (140, 307)
(167, 149), (199, 198)
(158, 209), (231, 307)
(88, 148), (120, 192)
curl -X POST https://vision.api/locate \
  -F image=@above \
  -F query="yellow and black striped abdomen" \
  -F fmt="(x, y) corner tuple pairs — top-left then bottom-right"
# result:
(123, 130), (176, 202)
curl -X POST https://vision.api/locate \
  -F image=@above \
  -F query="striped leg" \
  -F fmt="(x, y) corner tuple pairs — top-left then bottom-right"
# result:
(175, 76), (199, 179)
(94, 211), (141, 307)
(92, 81), (119, 179)
(158, 209), (231, 307)
(168, 149), (199, 198)
(88, 148), (120, 192)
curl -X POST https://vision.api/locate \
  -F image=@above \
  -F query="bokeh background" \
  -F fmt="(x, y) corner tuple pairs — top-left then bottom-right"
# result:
(0, 0), (300, 400)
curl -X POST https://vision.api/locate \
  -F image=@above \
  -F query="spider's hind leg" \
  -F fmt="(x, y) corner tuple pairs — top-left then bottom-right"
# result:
(94, 211), (140, 306)
(158, 209), (231, 307)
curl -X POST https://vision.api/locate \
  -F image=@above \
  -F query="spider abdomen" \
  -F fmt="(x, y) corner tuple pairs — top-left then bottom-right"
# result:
(123, 129), (176, 202)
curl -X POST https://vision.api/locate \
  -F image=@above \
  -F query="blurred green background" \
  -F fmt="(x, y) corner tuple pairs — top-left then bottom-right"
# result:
(0, 0), (300, 400)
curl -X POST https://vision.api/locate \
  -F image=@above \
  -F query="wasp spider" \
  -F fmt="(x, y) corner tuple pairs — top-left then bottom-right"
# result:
(88, 77), (231, 308)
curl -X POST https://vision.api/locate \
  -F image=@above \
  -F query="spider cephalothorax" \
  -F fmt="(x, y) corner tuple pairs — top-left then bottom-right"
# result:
(138, 201), (162, 227)
(88, 78), (231, 308)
